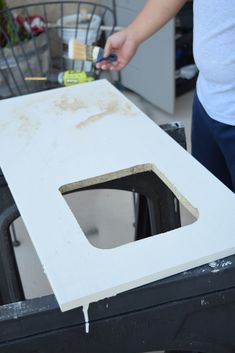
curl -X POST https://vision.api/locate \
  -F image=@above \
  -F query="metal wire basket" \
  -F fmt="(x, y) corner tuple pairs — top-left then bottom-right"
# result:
(0, 1), (115, 99)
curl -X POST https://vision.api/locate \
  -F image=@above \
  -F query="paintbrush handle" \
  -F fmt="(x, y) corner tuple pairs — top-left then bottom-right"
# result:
(96, 48), (117, 63)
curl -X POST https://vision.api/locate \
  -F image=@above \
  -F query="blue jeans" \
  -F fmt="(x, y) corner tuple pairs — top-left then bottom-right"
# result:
(191, 92), (235, 192)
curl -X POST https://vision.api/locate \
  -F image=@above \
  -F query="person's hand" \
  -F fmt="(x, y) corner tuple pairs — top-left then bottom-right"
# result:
(96, 30), (138, 71)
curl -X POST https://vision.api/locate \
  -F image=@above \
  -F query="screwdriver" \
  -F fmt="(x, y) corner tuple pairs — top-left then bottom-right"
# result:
(25, 70), (95, 86)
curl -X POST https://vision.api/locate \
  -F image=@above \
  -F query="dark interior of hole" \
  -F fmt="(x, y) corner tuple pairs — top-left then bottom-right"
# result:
(62, 170), (182, 239)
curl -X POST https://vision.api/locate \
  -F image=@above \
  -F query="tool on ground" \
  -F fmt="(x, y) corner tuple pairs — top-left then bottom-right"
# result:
(68, 39), (117, 63)
(25, 70), (95, 86)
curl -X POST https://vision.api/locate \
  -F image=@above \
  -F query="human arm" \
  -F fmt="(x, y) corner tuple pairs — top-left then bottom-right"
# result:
(96, 0), (187, 71)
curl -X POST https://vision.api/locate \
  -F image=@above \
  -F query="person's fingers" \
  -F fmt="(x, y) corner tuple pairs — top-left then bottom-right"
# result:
(96, 62), (103, 69)
(99, 61), (125, 71)
(104, 31), (127, 56)
(95, 30), (135, 71)
(96, 39), (117, 69)
(96, 53), (121, 70)
(103, 38), (114, 58)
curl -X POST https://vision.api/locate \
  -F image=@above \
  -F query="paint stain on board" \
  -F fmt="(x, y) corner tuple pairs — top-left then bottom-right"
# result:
(76, 101), (117, 129)
(17, 114), (40, 143)
(18, 114), (33, 136)
(76, 100), (138, 130)
(54, 96), (86, 112)
(53, 92), (139, 129)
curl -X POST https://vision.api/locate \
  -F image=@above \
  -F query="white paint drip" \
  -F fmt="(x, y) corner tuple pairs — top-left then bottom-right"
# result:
(82, 304), (90, 334)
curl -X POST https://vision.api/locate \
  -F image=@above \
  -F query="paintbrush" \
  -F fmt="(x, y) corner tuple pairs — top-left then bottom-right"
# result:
(68, 39), (117, 64)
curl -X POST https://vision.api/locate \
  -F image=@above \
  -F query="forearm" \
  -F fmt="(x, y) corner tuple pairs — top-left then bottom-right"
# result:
(125, 0), (187, 45)
(98, 0), (187, 71)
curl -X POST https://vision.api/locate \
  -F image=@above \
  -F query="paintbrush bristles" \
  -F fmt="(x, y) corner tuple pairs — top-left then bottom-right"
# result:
(85, 44), (95, 61)
(68, 39), (99, 61)
(68, 39), (87, 61)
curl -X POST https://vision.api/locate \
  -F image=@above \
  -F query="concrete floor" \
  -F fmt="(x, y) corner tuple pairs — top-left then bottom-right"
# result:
(11, 84), (195, 353)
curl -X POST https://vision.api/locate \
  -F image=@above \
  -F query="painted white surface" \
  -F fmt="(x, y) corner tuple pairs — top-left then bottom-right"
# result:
(0, 79), (235, 311)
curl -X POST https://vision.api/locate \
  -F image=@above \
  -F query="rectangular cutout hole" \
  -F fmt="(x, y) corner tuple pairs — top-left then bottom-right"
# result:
(10, 169), (197, 299)
(61, 170), (197, 249)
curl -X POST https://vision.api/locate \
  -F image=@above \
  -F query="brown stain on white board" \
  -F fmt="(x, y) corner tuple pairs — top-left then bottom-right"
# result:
(53, 92), (138, 129)
(54, 96), (86, 112)
(75, 100), (138, 129)
(17, 114), (40, 144)
(18, 114), (33, 138)
(75, 101), (118, 129)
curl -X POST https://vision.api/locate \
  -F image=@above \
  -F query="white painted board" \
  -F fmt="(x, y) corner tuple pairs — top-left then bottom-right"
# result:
(0, 79), (235, 311)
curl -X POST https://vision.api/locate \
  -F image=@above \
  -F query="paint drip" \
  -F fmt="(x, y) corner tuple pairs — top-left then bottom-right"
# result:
(82, 304), (90, 334)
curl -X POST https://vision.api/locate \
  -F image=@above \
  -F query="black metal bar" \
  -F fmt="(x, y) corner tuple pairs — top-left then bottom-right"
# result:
(84, 4), (95, 44)
(0, 1), (114, 16)
(42, 3), (53, 75)
(0, 29), (22, 96)
(0, 204), (25, 304)
(60, 2), (64, 71)
(0, 169), (24, 303)
(71, 2), (81, 70)
(0, 169), (15, 215)
(112, 0), (117, 27)
(0, 54), (14, 97)
(134, 194), (152, 239)
(5, 7), (32, 93)
(24, 6), (44, 76)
